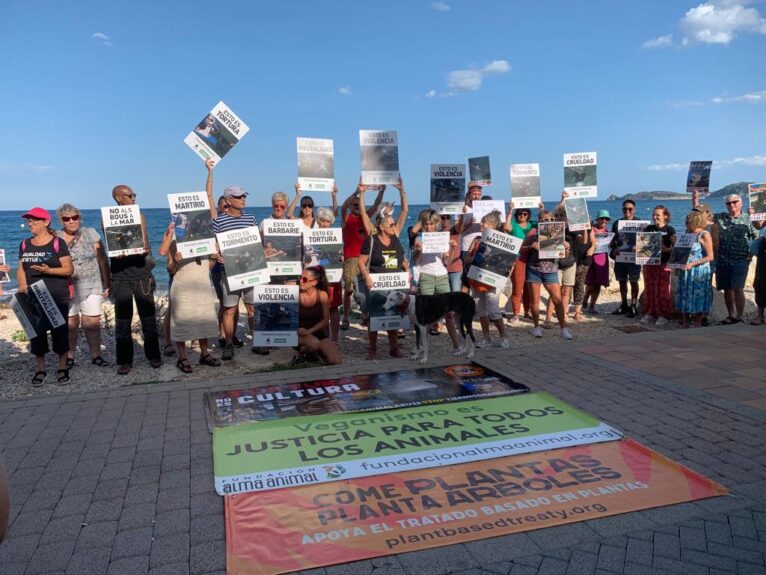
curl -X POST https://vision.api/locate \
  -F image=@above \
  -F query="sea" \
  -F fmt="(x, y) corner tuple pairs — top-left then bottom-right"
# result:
(0, 198), (731, 291)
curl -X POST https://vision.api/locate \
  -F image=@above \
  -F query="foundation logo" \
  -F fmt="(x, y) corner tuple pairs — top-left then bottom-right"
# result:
(324, 465), (346, 479)
(444, 364), (485, 378)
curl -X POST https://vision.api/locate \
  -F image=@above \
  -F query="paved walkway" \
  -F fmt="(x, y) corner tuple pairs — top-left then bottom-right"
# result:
(0, 324), (764, 574)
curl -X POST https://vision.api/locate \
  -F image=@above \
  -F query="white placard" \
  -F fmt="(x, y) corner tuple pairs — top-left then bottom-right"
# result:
(217, 227), (270, 290)
(510, 163), (541, 209)
(360, 130), (399, 185)
(167, 192), (216, 259)
(184, 101), (250, 166)
(466, 228), (521, 290)
(369, 272), (411, 331)
(261, 219), (303, 276)
(430, 163), (465, 214)
(471, 200), (506, 223)
(101, 205), (145, 257)
(303, 228), (343, 283)
(253, 285), (299, 347)
(563, 152), (597, 198)
(297, 137), (334, 192)
(421, 232), (450, 254)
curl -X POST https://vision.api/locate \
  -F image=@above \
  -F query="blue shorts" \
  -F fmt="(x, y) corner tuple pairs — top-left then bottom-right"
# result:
(614, 262), (641, 282)
(716, 260), (749, 290)
(526, 267), (559, 285)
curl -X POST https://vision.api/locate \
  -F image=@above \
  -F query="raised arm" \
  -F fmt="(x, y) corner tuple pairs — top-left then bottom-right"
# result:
(358, 186), (374, 236)
(288, 183), (301, 219)
(393, 178), (408, 234)
(331, 184), (339, 217)
(204, 159), (217, 220)
(340, 189), (356, 227)
(367, 185), (385, 217)
(503, 200), (515, 233)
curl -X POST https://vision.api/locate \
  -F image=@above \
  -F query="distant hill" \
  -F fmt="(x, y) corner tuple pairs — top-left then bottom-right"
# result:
(607, 181), (754, 201)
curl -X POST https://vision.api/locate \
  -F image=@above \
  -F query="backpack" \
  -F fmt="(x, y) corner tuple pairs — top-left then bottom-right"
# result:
(22, 236), (75, 301)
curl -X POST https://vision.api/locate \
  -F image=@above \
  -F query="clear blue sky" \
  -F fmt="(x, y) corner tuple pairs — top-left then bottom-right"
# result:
(1, 0), (764, 209)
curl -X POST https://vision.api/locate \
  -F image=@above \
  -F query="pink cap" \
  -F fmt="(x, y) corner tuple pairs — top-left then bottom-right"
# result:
(22, 207), (51, 221)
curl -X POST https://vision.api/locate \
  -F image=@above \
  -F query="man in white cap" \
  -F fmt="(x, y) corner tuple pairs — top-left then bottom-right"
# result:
(212, 184), (257, 359)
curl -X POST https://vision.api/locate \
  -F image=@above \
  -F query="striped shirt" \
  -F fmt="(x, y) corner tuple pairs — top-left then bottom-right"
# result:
(212, 212), (257, 234)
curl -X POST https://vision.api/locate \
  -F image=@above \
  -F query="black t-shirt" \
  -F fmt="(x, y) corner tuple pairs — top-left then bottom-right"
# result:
(644, 224), (676, 264)
(19, 236), (71, 301)
(360, 234), (405, 273)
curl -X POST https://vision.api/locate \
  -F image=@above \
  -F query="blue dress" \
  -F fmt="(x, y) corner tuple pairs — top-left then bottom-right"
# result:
(676, 234), (712, 314)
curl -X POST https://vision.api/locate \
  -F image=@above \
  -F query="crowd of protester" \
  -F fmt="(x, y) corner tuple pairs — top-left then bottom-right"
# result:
(8, 165), (766, 386)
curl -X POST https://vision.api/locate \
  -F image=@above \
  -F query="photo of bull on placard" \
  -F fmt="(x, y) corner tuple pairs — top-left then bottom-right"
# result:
(564, 165), (596, 188)
(105, 224), (143, 253)
(298, 152), (334, 180)
(172, 210), (212, 244)
(636, 232), (662, 265)
(193, 114), (238, 159)
(361, 145), (399, 172)
(303, 244), (342, 269)
(263, 237), (300, 262)
(472, 243), (513, 277)
(431, 178), (464, 203)
(225, 245), (267, 277)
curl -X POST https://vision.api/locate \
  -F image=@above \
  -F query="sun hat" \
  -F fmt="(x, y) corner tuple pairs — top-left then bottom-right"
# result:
(21, 207), (51, 221)
(223, 185), (248, 198)
(596, 209), (611, 220)
(693, 203), (711, 213)
(468, 184), (483, 191)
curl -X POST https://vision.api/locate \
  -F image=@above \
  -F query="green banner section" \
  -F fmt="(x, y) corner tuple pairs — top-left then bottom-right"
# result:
(213, 393), (620, 481)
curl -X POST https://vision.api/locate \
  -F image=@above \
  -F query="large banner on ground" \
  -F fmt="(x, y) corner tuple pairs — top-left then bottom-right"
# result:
(204, 364), (528, 429)
(225, 438), (726, 575)
(212, 392), (622, 495)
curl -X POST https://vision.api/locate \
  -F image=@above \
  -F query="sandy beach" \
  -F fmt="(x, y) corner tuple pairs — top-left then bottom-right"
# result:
(0, 263), (760, 401)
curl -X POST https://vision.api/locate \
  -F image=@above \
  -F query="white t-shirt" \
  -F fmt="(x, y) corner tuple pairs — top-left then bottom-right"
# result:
(460, 209), (482, 251)
(418, 252), (447, 277)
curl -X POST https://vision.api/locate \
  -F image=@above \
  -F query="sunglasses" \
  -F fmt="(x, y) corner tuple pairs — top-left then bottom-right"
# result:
(622, 207), (634, 211)
(61, 215), (80, 222)
(122, 193), (136, 199)
(300, 276), (316, 283)
(301, 204), (314, 209)
(273, 204), (287, 210)
(726, 201), (740, 205)
(440, 215), (451, 219)
(229, 194), (246, 200)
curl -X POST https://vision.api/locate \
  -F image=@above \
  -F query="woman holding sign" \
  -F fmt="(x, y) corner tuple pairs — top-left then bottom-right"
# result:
(676, 210), (713, 328)
(17, 207), (74, 385)
(297, 266), (342, 365)
(640, 206), (676, 327)
(357, 179), (409, 360)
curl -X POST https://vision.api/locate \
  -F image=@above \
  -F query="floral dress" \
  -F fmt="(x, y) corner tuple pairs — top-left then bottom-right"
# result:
(676, 232), (712, 314)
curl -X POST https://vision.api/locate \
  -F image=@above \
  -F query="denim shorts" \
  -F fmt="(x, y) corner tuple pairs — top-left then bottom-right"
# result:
(526, 267), (559, 285)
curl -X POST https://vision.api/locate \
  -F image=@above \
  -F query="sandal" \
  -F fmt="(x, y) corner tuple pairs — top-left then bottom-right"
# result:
(163, 343), (177, 357)
(66, 357), (75, 369)
(31, 370), (46, 386)
(176, 358), (193, 373)
(199, 354), (221, 367)
(718, 317), (736, 325)
(91, 356), (109, 367)
(150, 358), (163, 369)
(340, 319), (350, 330)
(750, 317), (764, 326)
(117, 364), (132, 375)
(56, 368), (70, 385)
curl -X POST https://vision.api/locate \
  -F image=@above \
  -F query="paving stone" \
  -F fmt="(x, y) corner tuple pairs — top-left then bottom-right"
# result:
(153, 509), (190, 537)
(595, 544), (625, 573)
(24, 539), (76, 574)
(158, 469), (190, 491)
(21, 487), (64, 512)
(653, 532), (681, 560)
(652, 555), (710, 574)
(537, 556), (568, 575)
(107, 556), (150, 575)
(189, 540), (226, 574)
(0, 533), (41, 563)
(125, 483), (159, 506)
(681, 548), (738, 571)
(92, 478), (129, 502)
(156, 487), (190, 512)
(9, 507), (53, 536)
(464, 533), (541, 563)
(100, 461), (133, 482)
(396, 545), (479, 575)
(40, 513), (86, 544)
(147, 562), (189, 575)
(118, 502), (156, 530)
(508, 566), (538, 575)
(189, 514), (225, 545)
(66, 546), (112, 575)
(624, 537), (653, 566)
(62, 475), (100, 498)
(75, 521), (118, 551)
(105, 447), (136, 465)
(680, 525), (708, 552)
(130, 465), (161, 486)
(113, 526), (154, 559)
(149, 532), (190, 568)
(190, 492), (221, 517)
(133, 449), (163, 469)
(705, 518), (734, 545)
(707, 541), (764, 565)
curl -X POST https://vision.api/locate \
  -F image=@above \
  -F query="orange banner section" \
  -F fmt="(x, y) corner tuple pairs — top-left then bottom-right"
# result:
(225, 439), (726, 575)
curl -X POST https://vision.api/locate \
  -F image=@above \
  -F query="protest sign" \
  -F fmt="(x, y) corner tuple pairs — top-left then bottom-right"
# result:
(360, 130), (399, 185)
(667, 233), (697, 270)
(614, 220), (650, 263)
(538, 222), (566, 259)
(101, 205), (145, 257)
(204, 363), (528, 429)
(635, 232), (662, 265)
(253, 285), (298, 347)
(225, 438), (725, 575)
(369, 272), (410, 331)
(10, 293), (38, 339)
(686, 161), (712, 197)
(167, 192), (215, 259)
(471, 200), (505, 223)
(564, 198), (591, 232)
(594, 233), (614, 255)
(217, 227), (270, 290)
(510, 163), (541, 208)
(421, 232), (450, 255)
(304, 228), (343, 282)
(212, 392), (622, 495)
(297, 137), (334, 191)
(468, 156), (491, 187)
(261, 219), (302, 277)
(29, 280), (65, 328)
(0, 249), (9, 282)
(430, 164), (465, 214)
(563, 152), (597, 198)
(749, 183), (766, 222)
(466, 228), (521, 290)
(184, 101), (249, 166)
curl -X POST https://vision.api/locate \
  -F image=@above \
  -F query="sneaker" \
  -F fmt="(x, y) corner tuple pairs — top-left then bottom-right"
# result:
(532, 327), (543, 338)
(612, 303), (628, 315)
(626, 305), (637, 319)
(499, 336), (511, 349)
(640, 315), (652, 325)
(252, 347), (270, 356)
(655, 317), (669, 327)
(221, 345), (234, 360)
(561, 327), (573, 340)
(232, 336), (245, 349)
(475, 339), (492, 349)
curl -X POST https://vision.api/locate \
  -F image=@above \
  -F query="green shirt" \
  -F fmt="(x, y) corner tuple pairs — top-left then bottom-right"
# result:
(714, 211), (756, 264)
